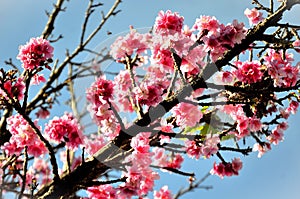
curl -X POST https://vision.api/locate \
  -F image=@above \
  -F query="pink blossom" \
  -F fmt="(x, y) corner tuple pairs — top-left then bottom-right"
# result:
(87, 77), (120, 136)
(133, 83), (163, 107)
(84, 134), (106, 155)
(202, 135), (220, 158)
(154, 186), (173, 199)
(1, 114), (47, 157)
(244, 8), (264, 25)
(264, 49), (298, 87)
(113, 69), (144, 113)
(86, 76), (114, 104)
(248, 116), (262, 132)
(286, 100), (299, 114)
(197, 17), (246, 61)
(293, 40), (300, 47)
(210, 158), (243, 178)
(35, 108), (50, 119)
(277, 122), (288, 131)
(31, 74), (46, 85)
(87, 185), (117, 199)
(236, 116), (250, 138)
(151, 48), (174, 71)
(231, 158), (243, 175)
(119, 132), (159, 198)
(130, 132), (151, 154)
(171, 102), (202, 128)
(110, 28), (151, 60)
(253, 142), (271, 158)
(221, 71), (234, 83)
(154, 10), (184, 35)
(0, 77), (25, 101)
(231, 20), (247, 44)
(193, 15), (219, 33)
(181, 45), (207, 78)
(185, 140), (202, 159)
(267, 128), (284, 145)
(293, 40), (300, 53)
(235, 61), (263, 84)
(166, 154), (184, 169)
(17, 37), (54, 70)
(44, 112), (83, 150)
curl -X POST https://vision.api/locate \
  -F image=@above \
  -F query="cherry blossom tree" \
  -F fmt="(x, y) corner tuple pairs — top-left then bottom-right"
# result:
(1, 0), (300, 198)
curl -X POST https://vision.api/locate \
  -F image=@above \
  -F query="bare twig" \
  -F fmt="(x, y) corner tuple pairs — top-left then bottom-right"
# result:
(174, 172), (212, 199)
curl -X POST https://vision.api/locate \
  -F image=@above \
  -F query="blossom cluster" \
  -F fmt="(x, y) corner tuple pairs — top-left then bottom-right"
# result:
(2, 114), (47, 157)
(86, 76), (120, 139)
(44, 112), (83, 150)
(2, 5), (300, 198)
(17, 37), (54, 70)
(0, 77), (25, 101)
(193, 16), (247, 61)
(185, 134), (220, 159)
(265, 49), (299, 87)
(210, 158), (243, 178)
(118, 132), (159, 198)
(244, 8), (264, 25)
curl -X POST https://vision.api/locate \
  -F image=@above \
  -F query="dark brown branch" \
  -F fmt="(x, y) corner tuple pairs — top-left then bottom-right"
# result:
(218, 146), (252, 156)
(18, 146), (28, 199)
(151, 165), (195, 177)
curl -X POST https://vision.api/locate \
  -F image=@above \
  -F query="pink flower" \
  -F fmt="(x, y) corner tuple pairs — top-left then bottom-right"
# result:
(110, 28), (150, 60)
(253, 142), (271, 158)
(293, 40), (300, 53)
(231, 158), (243, 174)
(86, 77), (114, 104)
(17, 37), (54, 70)
(267, 128), (284, 145)
(171, 102), (202, 128)
(31, 74), (46, 85)
(166, 154), (184, 169)
(202, 135), (220, 158)
(154, 186), (173, 199)
(87, 185), (116, 199)
(210, 158), (243, 178)
(222, 71), (234, 83)
(120, 132), (159, 198)
(0, 77), (25, 101)
(83, 134), (106, 155)
(131, 132), (151, 154)
(248, 116), (262, 132)
(264, 49), (298, 87)
(235, 61), (263, 84)
(134, 83), (163, 107)
(293, 40), (300, 47)
(185, 140), (202, 159)
(151, 48), (174, 70)
(196, 17), (246, 61)
(154, 10), (184, 35)
(287, 100), (299, 114)
(236, 116), (250, 138)
(193, 15), (219, 33)
(1, 114), (47, 157)
(44, 112), (83, 150)
(244, 8), (264, 25)
(35, 108), (50, 119)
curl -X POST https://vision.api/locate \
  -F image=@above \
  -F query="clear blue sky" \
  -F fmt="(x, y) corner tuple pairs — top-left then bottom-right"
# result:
(1, 1), (300, 199)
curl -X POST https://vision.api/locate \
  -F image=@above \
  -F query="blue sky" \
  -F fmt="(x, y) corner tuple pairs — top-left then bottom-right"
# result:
(1, 1), (300, 199)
